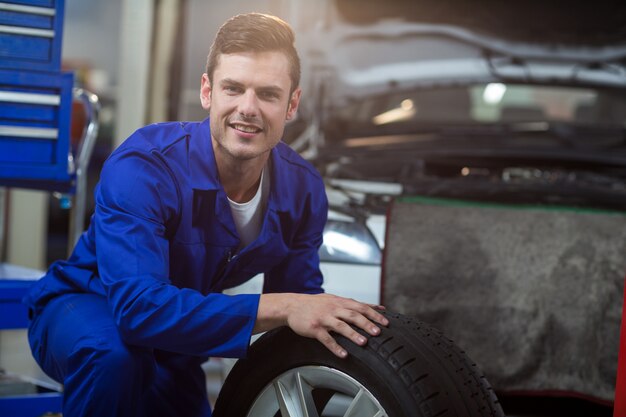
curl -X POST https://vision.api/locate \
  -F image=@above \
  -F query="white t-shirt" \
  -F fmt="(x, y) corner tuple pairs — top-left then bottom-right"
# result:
(227, 166), (270, 250)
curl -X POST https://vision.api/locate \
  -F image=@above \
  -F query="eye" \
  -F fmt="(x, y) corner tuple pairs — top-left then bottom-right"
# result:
(224, 85), (242, 94)
(259, 91), (280, 101)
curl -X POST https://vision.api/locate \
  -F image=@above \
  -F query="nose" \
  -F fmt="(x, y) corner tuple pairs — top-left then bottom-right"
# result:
(237, 89), (259, 118)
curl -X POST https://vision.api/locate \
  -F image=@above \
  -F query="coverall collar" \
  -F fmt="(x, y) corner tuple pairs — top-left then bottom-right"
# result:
(189, 117), (291, 213)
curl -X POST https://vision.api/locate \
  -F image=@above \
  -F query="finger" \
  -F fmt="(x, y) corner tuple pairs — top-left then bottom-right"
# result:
(332, 308), (382, 337)
(360, 304), (389, 328)
(342, 303), (389, 331)
(338, 297), (389, 326)
(318, 330), (348, 358)
(331, 319), (369, 347)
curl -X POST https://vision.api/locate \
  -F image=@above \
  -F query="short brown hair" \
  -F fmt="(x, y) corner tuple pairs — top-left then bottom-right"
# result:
(205, 13), (301, 93)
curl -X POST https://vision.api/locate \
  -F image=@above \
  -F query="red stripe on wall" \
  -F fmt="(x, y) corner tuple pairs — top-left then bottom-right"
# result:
(614, 275), (626, 417)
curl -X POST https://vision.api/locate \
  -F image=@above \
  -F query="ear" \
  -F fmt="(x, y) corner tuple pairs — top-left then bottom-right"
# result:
(200, 73), (212, 110)
(286, 88), (302, 121)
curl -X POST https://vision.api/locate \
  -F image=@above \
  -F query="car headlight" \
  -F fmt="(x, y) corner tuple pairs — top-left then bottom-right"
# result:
(319, 219), (382, 265)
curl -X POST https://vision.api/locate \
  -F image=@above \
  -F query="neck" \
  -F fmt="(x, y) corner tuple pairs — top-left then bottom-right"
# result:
(215, 152), (268, 204)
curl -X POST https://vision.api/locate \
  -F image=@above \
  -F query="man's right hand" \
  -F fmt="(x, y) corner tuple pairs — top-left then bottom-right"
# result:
(254, 293), (388, 358)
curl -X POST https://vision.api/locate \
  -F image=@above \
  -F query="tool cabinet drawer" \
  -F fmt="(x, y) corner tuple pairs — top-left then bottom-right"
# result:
(0, 68), (73, 188)
(0, 0), (65, 72)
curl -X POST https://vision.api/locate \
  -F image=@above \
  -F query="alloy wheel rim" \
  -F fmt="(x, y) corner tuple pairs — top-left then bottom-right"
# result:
(245, 365), (388, 417)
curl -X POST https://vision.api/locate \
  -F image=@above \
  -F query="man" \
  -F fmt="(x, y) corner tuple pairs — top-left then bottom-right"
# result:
(25, 12), (387, 417)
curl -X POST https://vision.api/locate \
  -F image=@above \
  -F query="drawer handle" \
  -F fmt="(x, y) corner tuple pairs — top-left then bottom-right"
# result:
(0, 91), (60, 105)
(0, 24), (54, 38)
(0, 2), (55, 16)
(0, 126), (58, 140)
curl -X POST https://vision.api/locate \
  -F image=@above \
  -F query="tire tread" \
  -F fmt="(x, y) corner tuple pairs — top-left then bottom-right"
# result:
(342, 311), (504, 417)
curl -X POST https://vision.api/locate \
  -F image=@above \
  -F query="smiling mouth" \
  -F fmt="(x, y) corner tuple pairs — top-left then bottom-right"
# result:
(230, 123), (263, 134)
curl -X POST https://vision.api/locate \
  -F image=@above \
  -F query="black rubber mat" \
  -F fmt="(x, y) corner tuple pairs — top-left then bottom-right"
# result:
(383, 196), (626, 402)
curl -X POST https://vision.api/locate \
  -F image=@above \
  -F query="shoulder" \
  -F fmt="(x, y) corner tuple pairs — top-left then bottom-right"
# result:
(98, 122), (199, 203)
(272, 143), (327, 215)
(113, 121), (197, 156)
(274, 142), (323, 184)
(103, 121), (205, 181)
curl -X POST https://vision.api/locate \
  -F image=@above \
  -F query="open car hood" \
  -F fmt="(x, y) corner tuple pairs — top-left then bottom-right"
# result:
(302, 21), (626, 107)
(296, 0), (626, 106)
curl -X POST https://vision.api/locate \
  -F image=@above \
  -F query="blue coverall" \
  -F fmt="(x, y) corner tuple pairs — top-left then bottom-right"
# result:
(24, 117), (328, 416)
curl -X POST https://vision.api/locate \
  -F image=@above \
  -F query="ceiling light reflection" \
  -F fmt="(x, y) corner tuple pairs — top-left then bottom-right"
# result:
(323, 230), (374, 260)
(372, 100), (417, 125)
(483, 83), (506, 104)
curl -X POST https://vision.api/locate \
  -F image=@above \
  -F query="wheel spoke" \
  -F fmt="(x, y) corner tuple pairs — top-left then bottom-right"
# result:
(274, 379), (297, 417)
(272, 371), (320, 417)
(296, 371), (320, 417)
(343, 388), (387, 417)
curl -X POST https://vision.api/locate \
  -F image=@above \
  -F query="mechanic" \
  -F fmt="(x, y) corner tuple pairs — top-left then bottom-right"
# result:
(24, 12), (388, 417)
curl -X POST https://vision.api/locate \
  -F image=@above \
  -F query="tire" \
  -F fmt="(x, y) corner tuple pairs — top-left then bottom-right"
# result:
(213, 311), (504, 417)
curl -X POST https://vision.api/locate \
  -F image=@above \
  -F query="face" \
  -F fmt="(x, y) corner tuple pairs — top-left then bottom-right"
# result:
(200, 51), (301, 164)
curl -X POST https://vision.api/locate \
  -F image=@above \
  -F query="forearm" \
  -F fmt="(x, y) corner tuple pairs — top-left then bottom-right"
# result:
(108, 281), (259, 357)
(253, 293), (293, 334)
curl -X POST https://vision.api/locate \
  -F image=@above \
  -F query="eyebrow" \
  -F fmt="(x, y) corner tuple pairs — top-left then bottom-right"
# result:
(220, 78), (285, 95)
(220, 78), (244, 89)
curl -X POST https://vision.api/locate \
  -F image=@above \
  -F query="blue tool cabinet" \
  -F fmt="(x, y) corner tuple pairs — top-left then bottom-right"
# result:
(0, 0), (68, 415)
